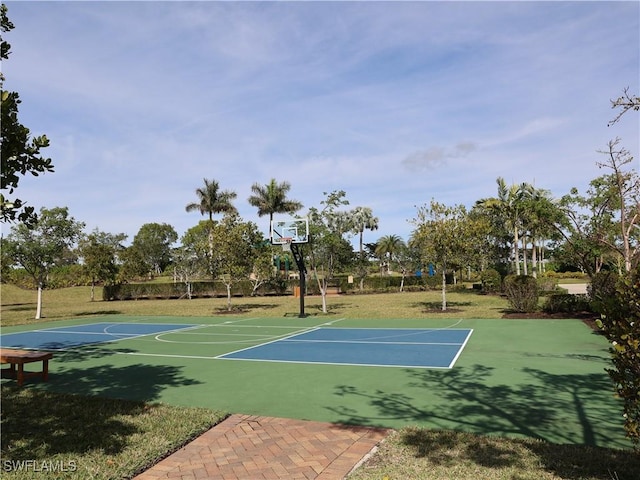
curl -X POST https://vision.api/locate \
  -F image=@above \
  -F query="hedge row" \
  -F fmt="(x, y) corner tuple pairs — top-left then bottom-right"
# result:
(103, 280), (287, 301)
(102, 275), (448, 301)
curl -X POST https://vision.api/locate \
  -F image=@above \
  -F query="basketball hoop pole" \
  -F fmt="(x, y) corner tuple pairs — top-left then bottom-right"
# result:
(290, 244), (306, 318)
(270, 217), (309, 318)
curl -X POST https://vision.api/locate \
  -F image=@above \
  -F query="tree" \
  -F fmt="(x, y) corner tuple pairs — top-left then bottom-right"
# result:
(186, 178), (237, 270)
(521, 187), (564, 277)
(411, 201), (475, 310)
(476, 178), (531, 275)
(395, 242), (420, 292)
(185, 178), (237, 221)
(77, 229), (126, 301)
(597, 89), (640, 446)
(1, 4), (54, 226)
(608, 87), (640, 127)
(555, 184), (616, 276)
(248, 178), (303, 225)
(375, 234), (404, 276)
(350, 206), (379, 290)
(209, 214), (263, 311)
(130, 223), (178, 277)
(595, 138), (639, 273)
(307, 190), (354, 313)
(4, 206), (84, 318)
(249, 243), (276, 296)
(177, 221), (213, 280)
(556, 143), (640, 276)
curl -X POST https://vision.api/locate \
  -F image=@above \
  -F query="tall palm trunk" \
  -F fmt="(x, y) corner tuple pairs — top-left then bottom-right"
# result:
(531, 236), (538, 278)
(513, 226), (521, 275)
(522, 234), (528, 276)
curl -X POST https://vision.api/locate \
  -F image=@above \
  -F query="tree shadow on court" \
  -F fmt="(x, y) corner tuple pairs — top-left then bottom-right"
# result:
(304, 303), (350, 315)
(1, 384), (145, 457)
(397, 426), (640, 479)
(33, 345), (201, 402)
(46, 359), (201, 402)
(411, 301), (474, 311)
(329, 364), (624, 446)
(282, 303), (350, 316)
(329, 365), (636, 476)
(212, 302), (280, 314)
(73, 309), (122, 316)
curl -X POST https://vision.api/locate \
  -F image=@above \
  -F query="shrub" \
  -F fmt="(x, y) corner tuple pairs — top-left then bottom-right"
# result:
(479, 269), (502, 294)
(589, 270), (619, 313)
(537, 276), (557, 294)
(503, 275), (539, 313)
(595, 266), (640, 446)
(543, 294), (590, 314)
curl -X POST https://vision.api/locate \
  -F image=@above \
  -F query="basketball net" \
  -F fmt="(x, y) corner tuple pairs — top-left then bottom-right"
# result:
(281, 238), (292, 252)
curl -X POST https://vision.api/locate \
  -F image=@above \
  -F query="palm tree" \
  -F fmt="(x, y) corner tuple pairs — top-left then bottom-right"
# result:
(375, 234), (404, 275)
(476, 177), (530, 275)
(348, 207), (379, 290)
(521, 186), (561, 277)
(248, 179), (303, 225)
(350, 206), (379, 259)
(186, 179), (237, 277)
(185, 178), (237, 222)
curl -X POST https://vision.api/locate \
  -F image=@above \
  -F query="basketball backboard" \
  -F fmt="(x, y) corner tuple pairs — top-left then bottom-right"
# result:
(270, 217), (309, 245)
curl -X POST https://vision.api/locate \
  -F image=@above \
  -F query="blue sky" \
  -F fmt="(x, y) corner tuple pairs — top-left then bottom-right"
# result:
(3, 1), (639, 247)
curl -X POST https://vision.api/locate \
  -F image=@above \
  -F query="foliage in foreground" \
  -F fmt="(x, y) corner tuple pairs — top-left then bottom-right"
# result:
(348, 427), (640, 480)
(595, 266), (640, 446)
(0, 386), (226, 480)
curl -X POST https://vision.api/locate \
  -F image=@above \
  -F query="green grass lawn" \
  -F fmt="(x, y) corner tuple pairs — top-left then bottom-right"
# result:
(0, 283), (509, 326)
(0, 386), (226, 480)
(1, 283), (637, 479)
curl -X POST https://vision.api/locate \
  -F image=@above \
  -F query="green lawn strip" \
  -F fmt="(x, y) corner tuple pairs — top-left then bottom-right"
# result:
(0, 284), (509, 326)
(0, 386), (226, 480)
(347, 428), (640, 480)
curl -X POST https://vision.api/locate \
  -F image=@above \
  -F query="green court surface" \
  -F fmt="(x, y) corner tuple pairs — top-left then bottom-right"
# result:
(0, 315), (628, 449)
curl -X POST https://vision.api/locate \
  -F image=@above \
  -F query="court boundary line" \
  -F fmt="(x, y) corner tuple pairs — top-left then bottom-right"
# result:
(213, 326), (322, 359)
(217, 326), (473, 369)
(215, 357), (454, 370)
(0, 322), (202, 351)
(283, 339), (465, 346)
(447, 328), (474, 368)
(0, 317), (348, 353)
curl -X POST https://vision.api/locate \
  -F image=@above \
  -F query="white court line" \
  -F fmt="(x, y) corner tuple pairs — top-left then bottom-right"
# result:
(215, 326), (322, 359)
(283, 339), (465, 346)
(215, 357), (453, 370)
(152, 318), (347, 346)
(447, 329), (474, 368)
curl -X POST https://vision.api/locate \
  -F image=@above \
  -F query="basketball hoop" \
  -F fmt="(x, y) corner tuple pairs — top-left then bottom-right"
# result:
(281, 238), (293, 252)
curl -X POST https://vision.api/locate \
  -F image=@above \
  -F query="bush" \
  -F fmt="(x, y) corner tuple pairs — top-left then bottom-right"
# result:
(595, 266), (640, 446)
(503, 275), (539, 313)
(543, 294), (590, 314)
(589, 270), (619, 313)
(479, 269), (502, 294)
(537, 277), (557, 294)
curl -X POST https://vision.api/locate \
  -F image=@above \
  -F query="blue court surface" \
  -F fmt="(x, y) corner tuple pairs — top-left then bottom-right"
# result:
(0, 322), (198, 350)
(218, 327), (473, 369)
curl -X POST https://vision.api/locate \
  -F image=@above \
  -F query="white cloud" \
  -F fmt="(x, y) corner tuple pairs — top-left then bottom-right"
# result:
(2, 1), (638, 245)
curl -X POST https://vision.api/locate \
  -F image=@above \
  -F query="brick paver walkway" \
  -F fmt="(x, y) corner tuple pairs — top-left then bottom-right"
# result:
(134, 414), (390, 480)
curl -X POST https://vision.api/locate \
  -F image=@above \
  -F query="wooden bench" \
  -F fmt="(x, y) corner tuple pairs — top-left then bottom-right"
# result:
(0, 349), (53, 387)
